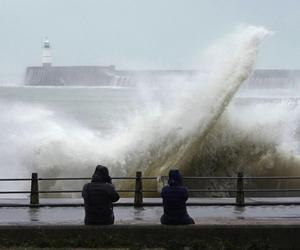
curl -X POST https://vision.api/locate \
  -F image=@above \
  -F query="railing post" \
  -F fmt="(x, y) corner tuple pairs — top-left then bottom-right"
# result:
(236, 172), (245, 206)
(134, 171), (143, 207)
(30, 173), (39, 206)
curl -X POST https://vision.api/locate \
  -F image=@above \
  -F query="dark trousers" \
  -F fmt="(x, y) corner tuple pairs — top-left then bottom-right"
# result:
(160, 214), (195, 225)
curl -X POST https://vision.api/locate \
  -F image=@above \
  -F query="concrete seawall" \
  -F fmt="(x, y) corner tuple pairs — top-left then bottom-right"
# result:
(1, 223), (300, 249)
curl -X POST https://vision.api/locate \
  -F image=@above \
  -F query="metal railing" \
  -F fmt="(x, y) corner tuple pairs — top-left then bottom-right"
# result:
(1, 171), (300, 207)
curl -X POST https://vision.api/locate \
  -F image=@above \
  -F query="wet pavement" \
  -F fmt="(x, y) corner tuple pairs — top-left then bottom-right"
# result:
(1, 198), (300, 225)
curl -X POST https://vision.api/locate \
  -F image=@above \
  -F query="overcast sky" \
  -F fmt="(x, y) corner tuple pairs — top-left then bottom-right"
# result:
(0, 0), (300, 79)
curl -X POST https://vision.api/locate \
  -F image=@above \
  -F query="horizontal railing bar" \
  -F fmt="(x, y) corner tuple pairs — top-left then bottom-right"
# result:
(189, 189), (237, 192)
(0, 190), (136, 194)
(0, 177), (156, 181)
(0, 191), (31, 194)
(112, 177), (140, 180)
(2, 189), (300, 195)
(39, 177), (137, 181)
(184, 176), (300, 180)
(0, 189), (141, 194)
(0, 190), (226, 194)
(244, 176), (300, 180)
(38, 190), (81, 193)
(116, 190), (135, 192)
(183, 177), (238, 180)
(189, 189), (300, 193)
(3, 201), (300, 208)
(39, 177), (157, 181)
(0, 190), (222, 194)
(38, 178), (90, 181)
(244, 189), (300, 192)
(39, 177), (140, 181)
(1, 176), (300, 182)
(0, 178), (32, 181)
(4, 199), (300, 207)
(36, 189), (158, 193)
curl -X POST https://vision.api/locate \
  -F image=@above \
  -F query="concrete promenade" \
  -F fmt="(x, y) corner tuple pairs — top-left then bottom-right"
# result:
(1, 198), (300, 249)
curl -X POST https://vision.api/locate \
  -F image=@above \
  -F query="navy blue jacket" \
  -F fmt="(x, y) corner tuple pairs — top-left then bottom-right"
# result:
(160, 169), (194, 225)
(161, 185), (189, 218)
(82, 166), (119, 225)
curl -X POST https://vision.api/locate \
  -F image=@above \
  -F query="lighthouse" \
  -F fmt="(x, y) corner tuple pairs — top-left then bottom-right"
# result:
(42, 37), (52, 67)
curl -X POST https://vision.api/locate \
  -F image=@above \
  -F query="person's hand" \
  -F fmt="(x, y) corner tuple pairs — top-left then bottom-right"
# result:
(106, 176), (112, 184)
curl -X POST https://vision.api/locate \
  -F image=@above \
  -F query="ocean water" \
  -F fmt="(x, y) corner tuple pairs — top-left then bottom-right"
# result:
(0, 86), (139, 132)
(0, 86), (149, 196)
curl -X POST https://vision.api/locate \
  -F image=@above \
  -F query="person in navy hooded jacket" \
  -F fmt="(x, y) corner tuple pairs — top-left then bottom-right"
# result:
(160, 169), (195, 225)
(82, 165), (119, 225)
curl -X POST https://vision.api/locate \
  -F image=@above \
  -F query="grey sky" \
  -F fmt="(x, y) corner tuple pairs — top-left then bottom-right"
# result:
(0, 0), (300, 79)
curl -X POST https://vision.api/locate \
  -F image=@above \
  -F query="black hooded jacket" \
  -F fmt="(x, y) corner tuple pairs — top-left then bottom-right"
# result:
(160, 169), (194, 225)
(82, 165), (120, 225)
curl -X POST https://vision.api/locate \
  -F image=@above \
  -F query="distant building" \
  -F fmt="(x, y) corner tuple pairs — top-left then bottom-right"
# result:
(42, 37), (52, 67)
(24, 38), (300, 88)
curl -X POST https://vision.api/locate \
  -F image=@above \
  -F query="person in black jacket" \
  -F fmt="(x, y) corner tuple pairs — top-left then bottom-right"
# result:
(160, 169), (195, 225)
(82, 165), (120, 225)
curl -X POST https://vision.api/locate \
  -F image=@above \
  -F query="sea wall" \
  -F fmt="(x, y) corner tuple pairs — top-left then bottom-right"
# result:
(0, 224), (300, 249)
(24, 67), (300, 88)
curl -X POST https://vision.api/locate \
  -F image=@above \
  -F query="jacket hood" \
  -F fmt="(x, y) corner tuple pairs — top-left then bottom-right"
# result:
(92, 165), (110, 183)
(168, 169), (183, 186)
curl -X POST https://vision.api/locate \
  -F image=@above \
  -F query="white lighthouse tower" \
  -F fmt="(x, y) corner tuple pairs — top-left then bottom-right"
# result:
(42, 37), (52, 67)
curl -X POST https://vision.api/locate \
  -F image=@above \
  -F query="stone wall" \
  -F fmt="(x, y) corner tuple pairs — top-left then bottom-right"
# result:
(0, 224), (299, 249)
